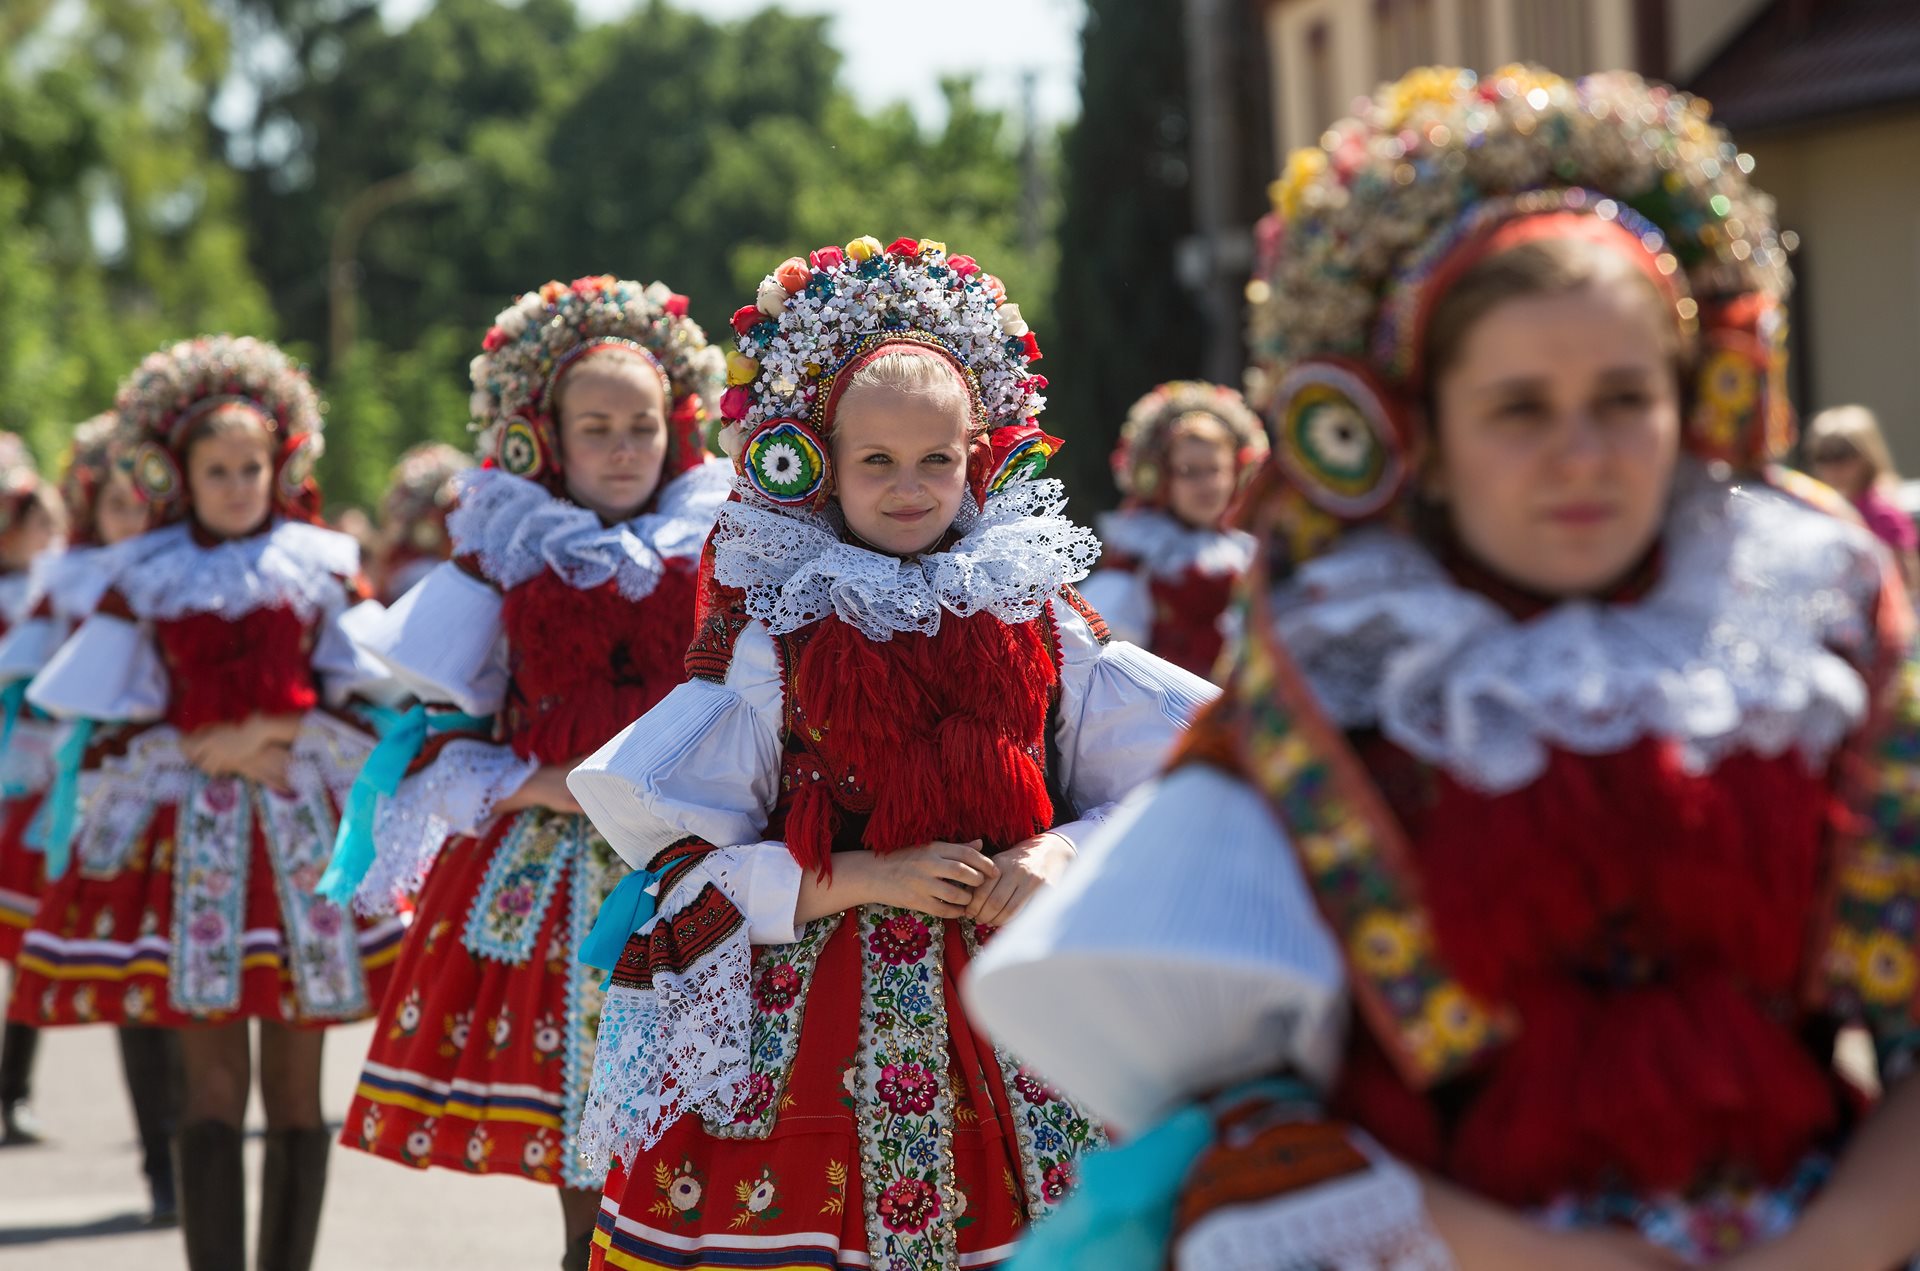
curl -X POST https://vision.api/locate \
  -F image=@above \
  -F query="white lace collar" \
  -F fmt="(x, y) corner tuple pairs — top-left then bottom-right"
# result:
(105, 519), (361, 624)
(1274, 463), (1883, 794)
(448, 459), (731, 599)
(711, 477), (1101, 640)
(1097, 506), (1256, 579)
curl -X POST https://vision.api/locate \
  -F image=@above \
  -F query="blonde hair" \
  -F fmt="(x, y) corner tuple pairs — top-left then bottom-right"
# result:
(182, 402), (274, 456)
(838, 351), (976, 432)
(1806, 404), (1900, 486)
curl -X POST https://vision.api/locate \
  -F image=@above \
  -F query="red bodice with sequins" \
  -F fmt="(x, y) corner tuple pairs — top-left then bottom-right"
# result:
(498, 562), (698, 766)
(156, 605), (319, 733)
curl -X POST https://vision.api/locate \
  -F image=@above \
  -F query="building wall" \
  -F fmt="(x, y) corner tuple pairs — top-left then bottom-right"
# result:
(1745, 111), (1920, 468)
(1666, 0), (1768, 79)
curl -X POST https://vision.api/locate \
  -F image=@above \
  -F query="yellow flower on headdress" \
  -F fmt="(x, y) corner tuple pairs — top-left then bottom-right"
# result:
(725, 351), (759, 387)
(918, 238), (947, 257)
(1380, 66), (1468, 129)
(845, 235), (883, 262)
(1857, 932), (1918, 1006)
(1271, 148), (1328, 222)
(1486, 63), (1566, 102)
(1699, 347), (1757, 416)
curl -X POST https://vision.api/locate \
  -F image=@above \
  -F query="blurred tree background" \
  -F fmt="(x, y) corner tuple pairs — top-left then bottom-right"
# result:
(0, 0), (1203, 512)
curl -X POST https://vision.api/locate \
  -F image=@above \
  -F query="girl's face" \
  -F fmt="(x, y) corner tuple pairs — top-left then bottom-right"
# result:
(557, 354), (669, 523)
(1428, 277), (1681, 598)
(95, 471), (151, 546)
(186, 424), (275, 540)
(0, 500), (54, 572)
(1163, 421), (1238, 529)
(829, 387), (972, 557)
(1808, 444), (1870, 499)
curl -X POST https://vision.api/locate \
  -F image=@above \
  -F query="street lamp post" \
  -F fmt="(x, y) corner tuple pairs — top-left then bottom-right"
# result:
(327, 160), (465, 371)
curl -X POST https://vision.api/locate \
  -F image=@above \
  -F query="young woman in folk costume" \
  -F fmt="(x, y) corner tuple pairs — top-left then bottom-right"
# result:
(369, 441), (472, 606)
(0, 414), (183, 1220)
(1079, 382), (1268, 679)
(970, 67), (1920, 1271)
(0, 432), (62, 1147)
(562, 236), (1215, 1271)
(8, 336), (402, 1271)
(317, 276), (730, 1271)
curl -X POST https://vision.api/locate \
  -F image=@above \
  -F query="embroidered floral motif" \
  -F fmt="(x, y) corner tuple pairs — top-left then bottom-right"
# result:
(521, 1130), (559, 1184)
(358, 1105), (384, 1151)
(560, 821), (619, 1188)
(440, 1010), (473, 1059)
(257, 780), (368, 1019)
(650, 1158), (706, 1225)
(402, 1118), (438, 1168)
(390, 989), (423, 1040)
(729, 1167), (784, 1230)
(464, 1125), (495, 1172)
(821, 1160), (849, 1217)
(170, 773), (251, 1014)
(462, 811), (571, 964)
(485, 1007), (514, 1059)
(532, 1013), (564, 1064)
(711, 915), (842, 1141)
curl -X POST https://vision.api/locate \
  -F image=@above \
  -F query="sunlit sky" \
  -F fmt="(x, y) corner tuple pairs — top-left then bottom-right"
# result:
(380, 0), (1087, 126)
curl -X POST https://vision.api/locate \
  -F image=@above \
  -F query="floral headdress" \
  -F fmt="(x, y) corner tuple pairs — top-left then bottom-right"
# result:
(58, 414), (122, 548)
(1112, 380), (1268, 504)
(468, 276), (725, 495)
(377, 441), (471, 572)
(0, 432), (43, 540)
(115, 335), (326, 526)
(720, 236), (1060, 511)
(1249, 65), (1792, 565)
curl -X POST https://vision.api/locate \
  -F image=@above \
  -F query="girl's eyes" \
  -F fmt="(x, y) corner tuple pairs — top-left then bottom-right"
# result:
(862, 453), (893, 466)
(923, 453), (953, 466)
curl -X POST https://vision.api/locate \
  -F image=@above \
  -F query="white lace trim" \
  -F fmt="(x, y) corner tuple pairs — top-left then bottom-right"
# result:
(1276, 465), (1883, 794)
(1174, 1136), (1454, 1271)
(0, 718), (61, 794)
(1097, 506), (1256, 580)
(447, 460), (730, 600)
(711, 477), (1100, 640)
(100, 520), (360, 623)
(353, 739), (539, 916)
(576, 856), (753, 1171)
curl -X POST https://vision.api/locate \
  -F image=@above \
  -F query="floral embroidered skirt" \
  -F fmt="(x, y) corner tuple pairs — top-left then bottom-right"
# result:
(590, 911), (1099, 1271)
(342, 809), (620, 1188)
(0, 791), (47, 963)
(8, 774), (404, 1029)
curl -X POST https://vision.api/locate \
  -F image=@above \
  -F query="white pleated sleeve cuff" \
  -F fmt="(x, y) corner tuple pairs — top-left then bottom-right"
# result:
(360, 562), (508, 715)
(26, 613), (167, 722)
(964, 764), (1348, 1137)
(703, 841), (806, 946)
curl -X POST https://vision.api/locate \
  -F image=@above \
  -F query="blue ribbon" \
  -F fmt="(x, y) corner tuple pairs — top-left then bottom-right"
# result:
(578, 865), (667, 989)
(315, 703), (490, 906)
(0, 679), (26, 758)
(32, 718), (95, 880)
(1006, 1078), (1314, 1271)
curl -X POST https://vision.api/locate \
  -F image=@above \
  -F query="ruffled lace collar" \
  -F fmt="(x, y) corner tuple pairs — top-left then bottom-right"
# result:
(105, 519), (361, 623)
(448, 459), (731, 599)
(1274, 463), (1883, 794)
(711, 477), (1101, 640)
(1097, 506), (1255, 579)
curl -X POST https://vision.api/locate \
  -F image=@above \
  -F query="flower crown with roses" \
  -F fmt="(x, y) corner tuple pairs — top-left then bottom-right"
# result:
(59, 414), (122, 548)
(720, 236), (1061, 511)
(1113, 380), (1269, 504)
(468, 275), (725, 495)
(1248, 65), (1793, 567)
(0, 431), (42, 541)
(379, 441), (471, 560)
(114, 335), (327, 526)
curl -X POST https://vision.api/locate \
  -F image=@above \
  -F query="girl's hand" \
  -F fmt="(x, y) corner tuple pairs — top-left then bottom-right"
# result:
(498, 764), (582, 815)
(869, 840), (998, 920)
(180, 723), (251, 775)
(233, 742), (293, 794)
(966, 833), (1074, 927)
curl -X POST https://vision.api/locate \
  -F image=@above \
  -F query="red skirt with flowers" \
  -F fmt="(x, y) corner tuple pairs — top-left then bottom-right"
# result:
(0, 792), (47, 964)
(342, 809), (621, 1188)
(9, 777), (404, 1029)
(590, 913), (1093, 1271)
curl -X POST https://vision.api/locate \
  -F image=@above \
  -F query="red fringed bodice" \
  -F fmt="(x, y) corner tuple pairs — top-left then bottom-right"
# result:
(1336, 737), (1844, 1204)
(156, 605), (319, 732)
(773, 610), (1060, 873)
(499, 563), (698, 765)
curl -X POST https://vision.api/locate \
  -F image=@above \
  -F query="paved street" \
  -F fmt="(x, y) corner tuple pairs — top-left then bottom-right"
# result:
(0, 1013), (561, 1270)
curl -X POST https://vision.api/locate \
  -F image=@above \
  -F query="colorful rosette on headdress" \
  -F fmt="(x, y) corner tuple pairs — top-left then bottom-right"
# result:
(1112, 380), (1268, 504)
(1247, 65), (1793, 564)
(58, 414), (121, 548)
(113, 334), (326, 525)
(375, 442), (472, 601)
(720, 237), (1053, 510)
(467, 276), (725, 492)
(0, 432), (42, 540)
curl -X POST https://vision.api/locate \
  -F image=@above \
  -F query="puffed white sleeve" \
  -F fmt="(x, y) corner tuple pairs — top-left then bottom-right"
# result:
(569, 620), (804, 945)
(312, 592), (400, 707)
(964, 764), (1349, 1136)
(1046, 595), (1217, 850)
(1077, 567), (1150, 648)
(0, 616), (62, 685)
(358, 562), (510, 715)
(26, 612), (168, 722)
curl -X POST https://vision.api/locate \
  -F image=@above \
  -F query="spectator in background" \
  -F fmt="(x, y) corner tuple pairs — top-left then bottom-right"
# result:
(1807, 404), (1920, 589)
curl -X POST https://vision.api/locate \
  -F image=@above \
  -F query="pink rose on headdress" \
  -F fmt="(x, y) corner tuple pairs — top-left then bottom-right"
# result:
(730, 306), (762, 336)
(773, 258), (811, 293)
(720, 386), (753, 422)
(947, 254), (979, 277)
(482, 327), (508, 353)
(664, 292), (690, 316)
(886, 237), (921, 258)
(1019, 332), (1043, 362)
(809, 246), (845, 271)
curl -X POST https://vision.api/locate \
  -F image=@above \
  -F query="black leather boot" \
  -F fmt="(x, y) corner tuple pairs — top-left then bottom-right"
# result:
(256, 1125), (330, 1271)
(562, 1229), (596, 1271)
(174, 1119), (247, 1271)
(118, 1025), (183, 1224)
(0, 1020), (44, 1146)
